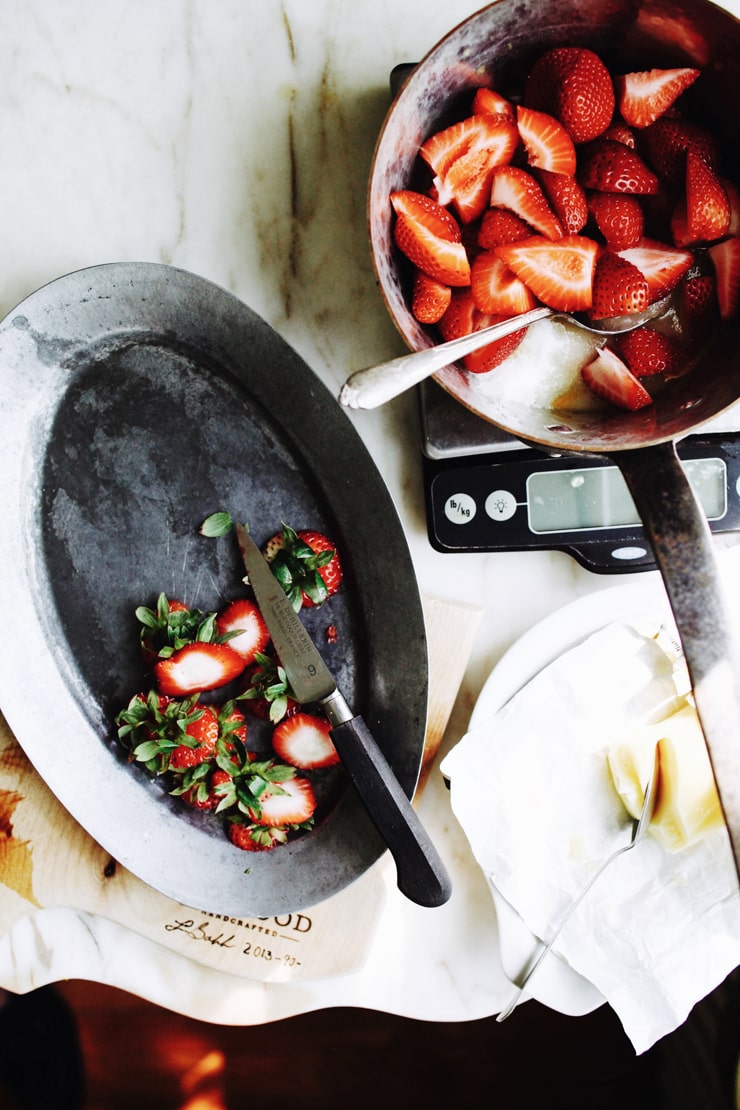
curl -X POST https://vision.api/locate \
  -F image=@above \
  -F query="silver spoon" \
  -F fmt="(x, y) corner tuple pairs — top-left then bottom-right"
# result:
(495, 742), (661, 1023)
(339, 297), (671, 410)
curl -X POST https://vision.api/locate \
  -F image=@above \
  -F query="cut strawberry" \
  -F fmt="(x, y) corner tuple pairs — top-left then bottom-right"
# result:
(579, 139), (659, 194)
(616, 326), (684, 377)
(263, 524), (342, 610)
(724, 178), (740, 235)
(489, 165), (564, 240)
(248, 774), (317, 827)
(616, 239), (693, 302)
(708, 236), (740, 320)
(495, 234), (599, 312)
(640, 118), (722, 185)
(179, 768), (234, 811)
(228, 821), (289, 852)
(602, 122), (636, 148)
(391, 191), (471, 286)
(438, 289), (527, 373)
(472, 86), (515, 120)
(216, 599), (270, 664)
(471, 251), (538, 315)
(591, 252), (649, 319)
(516, 104), (576, 175)
(155, 642), (245, 697)
(536, 171), (588, 235)
(420, 114), (519, 222)
(614, 67), (699, 129)
(685, 148), (731, 244)
(587, 191), (644, 251)
(478, 208), (533, 249)
(116, 692), (223, 774)
(272, 711), (339, 771)
(239, 652), (299, 724)
(581, 347), (653, 410)
(411, 269), (452, 323)
(136, 594), (216, 664)
(681, 273), (719, 349)
(524, 47), (615, 144)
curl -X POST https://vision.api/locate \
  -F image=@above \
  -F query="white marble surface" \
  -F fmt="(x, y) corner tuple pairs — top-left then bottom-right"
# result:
(1, 0), (739, 1029)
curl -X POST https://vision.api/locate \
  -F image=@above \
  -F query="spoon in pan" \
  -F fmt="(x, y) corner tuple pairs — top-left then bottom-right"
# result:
(339, 296), (671, 410)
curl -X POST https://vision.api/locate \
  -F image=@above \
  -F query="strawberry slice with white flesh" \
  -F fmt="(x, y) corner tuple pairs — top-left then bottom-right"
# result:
(617, 240), (693, 302)
(495, 234), (599, 312)
(490, 165), (564, 240)
(420, 114), (519, 223)
(391, 190), (471, 286)
(615, 67), (700, 129)
(216, 598), (270, 663)
(581, 346), (653, 410)
(272, 711), (340, 770)
(516, 104), (576, 175)
(708, 236), (740, 320)
(155, 641), (245, 696)
(249, 774), (317, 827)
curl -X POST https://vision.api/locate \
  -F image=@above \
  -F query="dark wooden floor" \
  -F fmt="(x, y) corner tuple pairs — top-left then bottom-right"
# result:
(0, 970), (737, 1109)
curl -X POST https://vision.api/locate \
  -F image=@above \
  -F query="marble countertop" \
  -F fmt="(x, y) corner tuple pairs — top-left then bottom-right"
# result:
(1, 0), (739, 1031)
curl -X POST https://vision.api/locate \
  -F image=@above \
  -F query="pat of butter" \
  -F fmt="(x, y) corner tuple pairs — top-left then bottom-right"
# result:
(607, 703), (724, 852)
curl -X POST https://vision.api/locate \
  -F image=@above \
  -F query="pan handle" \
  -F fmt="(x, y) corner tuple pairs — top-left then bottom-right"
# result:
(613, 440), (740, 883)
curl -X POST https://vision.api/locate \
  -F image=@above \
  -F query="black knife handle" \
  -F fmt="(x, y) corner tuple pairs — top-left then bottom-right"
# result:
(329, 716), (452, 908)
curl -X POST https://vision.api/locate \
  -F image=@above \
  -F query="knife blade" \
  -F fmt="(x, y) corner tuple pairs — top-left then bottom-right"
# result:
(236, 523), (452, 908)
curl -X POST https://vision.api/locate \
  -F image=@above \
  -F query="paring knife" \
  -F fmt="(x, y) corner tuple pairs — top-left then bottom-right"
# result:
(236, 523), (452, 908)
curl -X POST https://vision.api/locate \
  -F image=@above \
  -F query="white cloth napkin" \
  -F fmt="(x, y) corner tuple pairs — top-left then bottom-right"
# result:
(441, 620), (740, 1053)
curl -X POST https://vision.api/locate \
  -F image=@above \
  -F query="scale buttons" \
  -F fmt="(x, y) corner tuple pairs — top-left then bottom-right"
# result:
(485, 489), (517, 521)
(443, 492), (476, 524)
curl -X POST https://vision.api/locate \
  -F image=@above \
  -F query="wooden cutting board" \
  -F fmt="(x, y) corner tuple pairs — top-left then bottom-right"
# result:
(0, 595), (479, 983)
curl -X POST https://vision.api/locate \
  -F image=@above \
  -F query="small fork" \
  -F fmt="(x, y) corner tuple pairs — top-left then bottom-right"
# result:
(496, 744), (661, 1022)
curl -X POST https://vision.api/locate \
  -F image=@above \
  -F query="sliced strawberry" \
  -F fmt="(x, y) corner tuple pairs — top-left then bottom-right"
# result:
(685, 148), (731, 244)
(581, 346), (653, 410)
(248, 775), (316, 827)
(708, 236), (740, 320)
(471, 251), (539, 315)
(478, 208), (533, 249)
(587, 191), (644, 250)
(489, 165), (563, 240)
(724, 178), (740, 236)
(614, 67), (699, 129)
(390, 191), (471, 286)
(616, 326), (684, 377)
(590, 252), (649, 319)
(420, 114), (518, 222)
(579, 139), (659, 194)
(216, 599), (269, 664)
(495, 234), (599, 312)
(516, 105), (576, 175)
(472, 86), (515, 120)
(602, 122), (636, 148)
(640, 118), (722, 185)
(536, 171), (588, 235)
(524, 47), (615, 144)
(438, 289), (527, 373)
(272, 711), (339, 771)
(155, 642), (245, 697)
(411, 269), (452, 323)
(263, 524), (342, 610)
(616, 239), (693, 302)
(681, 272), (719, 349)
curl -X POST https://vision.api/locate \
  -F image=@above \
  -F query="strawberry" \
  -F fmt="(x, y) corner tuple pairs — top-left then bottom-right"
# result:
(154, 641), (245, 697)
(616, 240), (693, 302)
(167, 705), (220, 770)
(472, 86), (515, 120)
(684, 148), (731, 244)
(420, 114), (519, 222)
(524, 47), (615, 144)
(495, 234), (599, 312)
(116, 691), (221, 774)
(411, 269), (451, 324)
(215, 598), (270, 664)
(228, 821), (289, 852)
(272, 711), (340, 771)
(438, 289), (527, 373)
(724, 178), (740, 235)
(489, 165), (564, 240)
(239, 652), (300, 724)
(390, 191), (471, 286)
(263, 523), (342, 610)
(602, 122), (636, 148)
(578, 139), (659, 194)
(681, 273), (719, 349)
(247, 774), (316, 828)
(640, 119), (722, 185)
(587, 191), (644, 250)
(591, 252), (649, 319)
(516, 104), (576, 175)
(135, 594), (216, 664)
(708, 236), (740, 320)
(178, 768), (234, 811)
(536, 171), (588, 235)
(581, 346), (653, 410)
(470, 251), (538, 315)
(478, 207), (533, 248)
(616, 325), (684, 377)
(614, 67), (699, 129)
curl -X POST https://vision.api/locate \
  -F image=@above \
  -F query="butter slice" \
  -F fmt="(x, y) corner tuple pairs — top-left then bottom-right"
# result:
(607, 703), (724, 852)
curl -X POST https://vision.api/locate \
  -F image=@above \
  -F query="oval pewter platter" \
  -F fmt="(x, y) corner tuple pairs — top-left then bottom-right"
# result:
(0, 262), (428, 917)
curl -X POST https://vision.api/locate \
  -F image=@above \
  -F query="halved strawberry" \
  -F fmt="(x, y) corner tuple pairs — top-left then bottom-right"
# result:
(602, 122), (636, 148)
(478, 207), (533, 249)
(581, 346), (653, 410)
(489, 165), (564, 240)
(616, 326), (684, 377)
(215, 599), (270, 664)
(248, 774), (317, 827)
(495, 234), (599, 312)
(516, 104), (576, 175)
(614, 67), (700, 129)
(390, 191), (471, 286)
(616, 239), (693, 302)
(587, 191), (644, 250)
(524, 47), (615, 144)
(640, 118), (722, 185)
(685, 148), (731, 244)
(708, 236), (740, 320)
(590, 252), (649, 319)
(472, 86), (515, 120)
(420, 114), (519, 222)
(536, 171), (588, 235)
(154, 641), (245, 696)
(136, 594), (215, 664)
(471, 251), (538, 315)
(263, 524), (342, 610)
(681, 272), (719, 349)
(272, 711), (339, 771)
(579, 139), (659, 194)
(438, 289), (528, 373)
(411, 269), (452, 324)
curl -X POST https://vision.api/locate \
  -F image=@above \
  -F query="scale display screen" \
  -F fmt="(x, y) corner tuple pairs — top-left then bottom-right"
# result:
(527, 458), (727, 534)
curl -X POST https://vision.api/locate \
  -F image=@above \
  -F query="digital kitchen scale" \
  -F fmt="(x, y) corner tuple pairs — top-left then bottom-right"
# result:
(419, 380), (740, 573)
